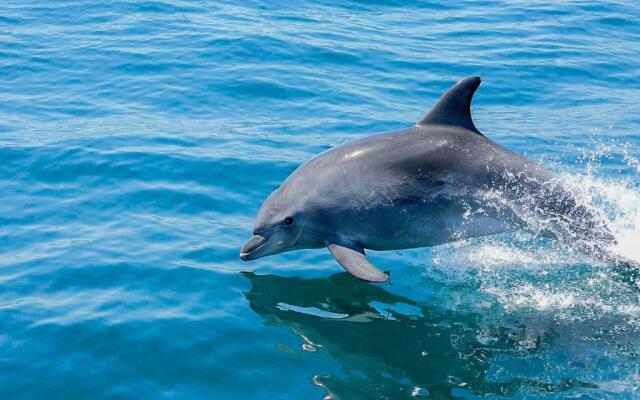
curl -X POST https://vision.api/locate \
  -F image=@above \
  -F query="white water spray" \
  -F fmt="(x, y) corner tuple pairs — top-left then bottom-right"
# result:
(430, 145), (640, 325)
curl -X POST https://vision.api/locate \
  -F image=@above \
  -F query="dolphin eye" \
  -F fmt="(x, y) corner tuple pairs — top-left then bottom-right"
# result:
(284, 217), (293, 225)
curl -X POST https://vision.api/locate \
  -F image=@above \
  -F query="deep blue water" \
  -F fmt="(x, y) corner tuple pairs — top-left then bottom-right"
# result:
(1, 1), (639, 399)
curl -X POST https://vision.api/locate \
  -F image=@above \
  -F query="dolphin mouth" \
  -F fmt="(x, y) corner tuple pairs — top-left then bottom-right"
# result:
(240, 234), (267, 261)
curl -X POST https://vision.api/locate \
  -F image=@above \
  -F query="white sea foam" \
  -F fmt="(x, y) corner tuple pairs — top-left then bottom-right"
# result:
(562, 149), (640, 265)
(430, 146), (639, 325)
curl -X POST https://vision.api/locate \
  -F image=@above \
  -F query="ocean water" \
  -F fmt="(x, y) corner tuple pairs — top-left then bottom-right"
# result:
(1, 0), (639, 398)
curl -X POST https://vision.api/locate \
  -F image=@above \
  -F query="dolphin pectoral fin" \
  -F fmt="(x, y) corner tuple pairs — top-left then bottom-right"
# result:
(327, 243), (388, 283)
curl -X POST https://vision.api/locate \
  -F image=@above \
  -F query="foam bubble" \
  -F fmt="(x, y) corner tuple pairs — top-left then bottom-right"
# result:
(430, 144), (639, 327)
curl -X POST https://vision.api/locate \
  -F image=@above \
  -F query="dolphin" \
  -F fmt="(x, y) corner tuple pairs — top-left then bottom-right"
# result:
(240, 77), (623, 282)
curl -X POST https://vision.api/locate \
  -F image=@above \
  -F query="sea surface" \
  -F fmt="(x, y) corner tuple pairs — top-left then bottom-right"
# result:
(1, 1), (639, 399)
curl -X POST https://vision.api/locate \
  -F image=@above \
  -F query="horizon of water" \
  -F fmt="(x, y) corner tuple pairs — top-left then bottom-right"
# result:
(1, 1), (639, 399)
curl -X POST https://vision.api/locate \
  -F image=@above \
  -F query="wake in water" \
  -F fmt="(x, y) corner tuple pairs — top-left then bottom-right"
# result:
(431, 144), (640, 327)
(565, 145), (640, 266)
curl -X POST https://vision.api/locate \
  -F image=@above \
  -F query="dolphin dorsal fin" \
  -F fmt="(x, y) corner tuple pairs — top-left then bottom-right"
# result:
(417, 76), (482, 134)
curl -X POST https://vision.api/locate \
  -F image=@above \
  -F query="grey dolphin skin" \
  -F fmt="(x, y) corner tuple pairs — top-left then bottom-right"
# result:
(240, 77), (624, 282)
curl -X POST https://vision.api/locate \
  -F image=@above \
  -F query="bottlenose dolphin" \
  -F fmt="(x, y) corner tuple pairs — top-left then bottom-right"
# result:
(240, 77), (622, 282)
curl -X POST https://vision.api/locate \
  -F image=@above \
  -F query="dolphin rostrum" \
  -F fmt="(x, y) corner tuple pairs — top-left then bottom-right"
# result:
(240, 77), (625, 282)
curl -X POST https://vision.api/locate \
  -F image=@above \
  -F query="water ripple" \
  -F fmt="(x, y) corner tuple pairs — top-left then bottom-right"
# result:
(1, 0), (638, 398)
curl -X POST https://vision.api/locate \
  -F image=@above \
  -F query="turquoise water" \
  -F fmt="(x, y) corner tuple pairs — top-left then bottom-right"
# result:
(1, 1), (639, 398)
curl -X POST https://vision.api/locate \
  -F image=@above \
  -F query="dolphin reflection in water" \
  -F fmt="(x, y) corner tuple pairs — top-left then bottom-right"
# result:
(242, 272), (621, 399)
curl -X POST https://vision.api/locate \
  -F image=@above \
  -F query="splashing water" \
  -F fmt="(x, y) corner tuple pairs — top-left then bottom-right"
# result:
(2, 0), (640, 397)
(576, 174), (640, 266)
(431, 147), (640, 330)
(568, 143), (640, 265)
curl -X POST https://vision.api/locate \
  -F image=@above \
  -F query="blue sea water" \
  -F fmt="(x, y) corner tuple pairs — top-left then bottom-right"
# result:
(1, 0), (639, 398)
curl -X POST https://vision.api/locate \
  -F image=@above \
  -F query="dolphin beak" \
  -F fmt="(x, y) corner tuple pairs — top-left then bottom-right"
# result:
(240, 234), (267, 261)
